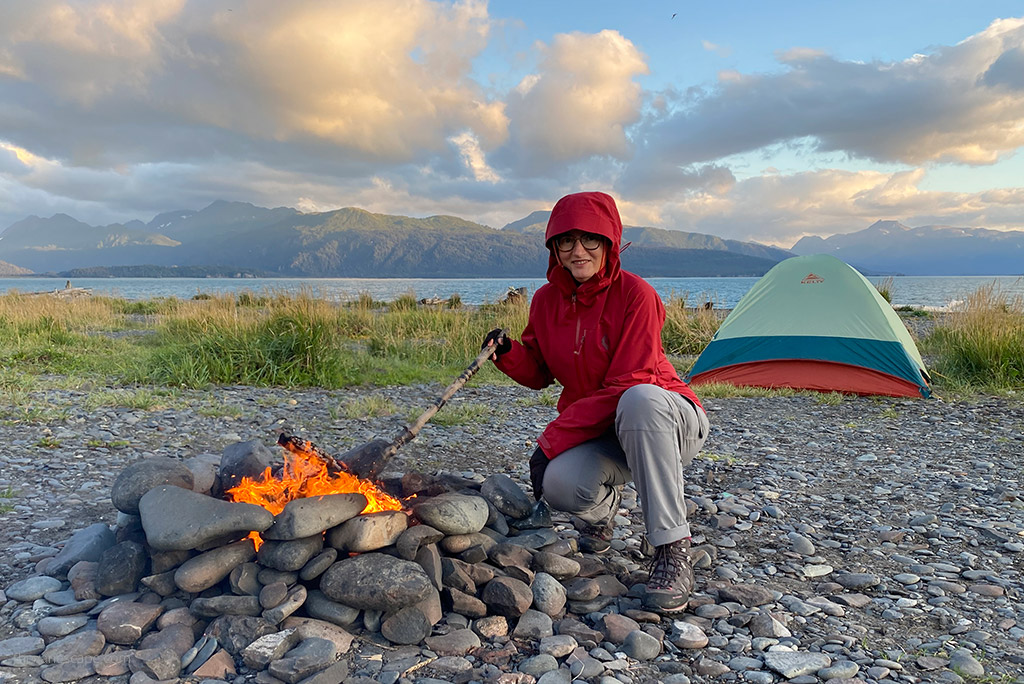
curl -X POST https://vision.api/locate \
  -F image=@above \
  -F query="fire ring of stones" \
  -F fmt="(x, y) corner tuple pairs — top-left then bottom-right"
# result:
(1, 439), (694, 683)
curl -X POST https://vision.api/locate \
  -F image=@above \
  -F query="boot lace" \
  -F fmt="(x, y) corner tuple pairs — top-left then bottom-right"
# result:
(648, 541), (688, 590)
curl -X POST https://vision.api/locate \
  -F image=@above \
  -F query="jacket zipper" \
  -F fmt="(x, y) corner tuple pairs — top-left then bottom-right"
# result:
(572, 293), (581, 355)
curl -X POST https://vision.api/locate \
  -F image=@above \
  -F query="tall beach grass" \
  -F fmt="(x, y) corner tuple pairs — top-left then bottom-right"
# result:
(923, 282), (1024, 392)
(0, 283), (1020, 395)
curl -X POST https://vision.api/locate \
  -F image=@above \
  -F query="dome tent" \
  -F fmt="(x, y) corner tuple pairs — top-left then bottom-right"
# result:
(686, 254), (931, 398)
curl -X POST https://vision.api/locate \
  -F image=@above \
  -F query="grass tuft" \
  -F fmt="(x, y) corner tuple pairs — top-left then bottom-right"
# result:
(925, 282), (1024, 392)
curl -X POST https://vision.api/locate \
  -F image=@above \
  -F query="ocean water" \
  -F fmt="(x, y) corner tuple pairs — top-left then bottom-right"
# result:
(1, 275), (1021, 310)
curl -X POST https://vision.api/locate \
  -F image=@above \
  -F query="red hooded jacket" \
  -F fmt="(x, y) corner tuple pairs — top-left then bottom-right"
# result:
(496, 192), (702, 458)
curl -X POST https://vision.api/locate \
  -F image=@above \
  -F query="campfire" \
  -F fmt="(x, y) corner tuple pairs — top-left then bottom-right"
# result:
(226, 434), (406, 548)
(7, 432), (626, 683)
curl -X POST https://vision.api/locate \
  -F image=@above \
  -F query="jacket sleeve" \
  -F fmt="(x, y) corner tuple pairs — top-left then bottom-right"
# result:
(494, 310), (554, 390)
(538, 283), (667, 458)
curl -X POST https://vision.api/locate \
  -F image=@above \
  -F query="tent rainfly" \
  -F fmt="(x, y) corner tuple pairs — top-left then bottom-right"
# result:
(686, 254), (931, 398)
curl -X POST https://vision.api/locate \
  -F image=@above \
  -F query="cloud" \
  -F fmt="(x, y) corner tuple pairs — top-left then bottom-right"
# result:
(649, 166), (1024, 247)
(701, 40), (731, 57)
(633, 17), (1024, 168)
(1, 4), (1023, 250)
(499, 30), (649, 173)
(0, 0), (506, 167)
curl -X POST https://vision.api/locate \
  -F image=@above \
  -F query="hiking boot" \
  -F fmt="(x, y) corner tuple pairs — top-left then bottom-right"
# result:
(643, 538), (694, 613)
(572, 485), (621, 554)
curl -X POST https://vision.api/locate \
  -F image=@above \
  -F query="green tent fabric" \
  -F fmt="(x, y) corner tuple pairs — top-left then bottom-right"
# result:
(686, 254), (931, 397)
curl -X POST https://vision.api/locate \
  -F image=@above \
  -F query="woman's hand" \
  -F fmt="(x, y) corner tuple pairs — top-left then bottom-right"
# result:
(529, 446), (548, 501)
(482, 328), (511, 361)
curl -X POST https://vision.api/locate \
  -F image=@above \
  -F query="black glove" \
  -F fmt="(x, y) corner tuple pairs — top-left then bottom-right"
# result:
(482, 328), (511, 361)
(529, 446), (549, 501)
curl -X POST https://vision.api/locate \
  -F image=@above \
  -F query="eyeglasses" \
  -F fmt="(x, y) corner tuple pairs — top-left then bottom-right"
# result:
(554, 233), (603, 252)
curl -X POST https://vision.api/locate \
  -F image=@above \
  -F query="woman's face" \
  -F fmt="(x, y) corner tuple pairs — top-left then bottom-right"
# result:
(555, 230), (606, 283)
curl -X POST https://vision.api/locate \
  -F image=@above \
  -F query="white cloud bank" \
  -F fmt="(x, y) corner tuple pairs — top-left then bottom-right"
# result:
(1, 3), (1023, 247)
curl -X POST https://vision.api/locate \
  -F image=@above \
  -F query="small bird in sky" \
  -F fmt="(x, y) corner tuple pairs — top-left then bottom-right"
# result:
(671, 13), (677, 18)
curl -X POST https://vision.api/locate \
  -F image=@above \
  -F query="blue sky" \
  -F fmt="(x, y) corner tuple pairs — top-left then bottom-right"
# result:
(1, 0), (1023, 248)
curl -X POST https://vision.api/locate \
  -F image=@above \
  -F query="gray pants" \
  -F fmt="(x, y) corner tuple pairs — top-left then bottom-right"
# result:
(542, 384), (709, 547)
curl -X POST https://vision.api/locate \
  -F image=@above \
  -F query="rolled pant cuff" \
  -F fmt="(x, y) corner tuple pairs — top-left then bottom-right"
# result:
(646, 523), (691, 548)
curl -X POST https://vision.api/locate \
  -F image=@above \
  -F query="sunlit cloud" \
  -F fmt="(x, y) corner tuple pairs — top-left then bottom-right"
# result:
(0, 3), (1022, 249)
(636, 17), (1024, 168)
(499, 29), (649, 173)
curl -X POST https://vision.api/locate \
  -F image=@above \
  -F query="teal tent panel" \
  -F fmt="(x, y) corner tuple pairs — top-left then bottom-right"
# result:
(686, 335), (929, 394)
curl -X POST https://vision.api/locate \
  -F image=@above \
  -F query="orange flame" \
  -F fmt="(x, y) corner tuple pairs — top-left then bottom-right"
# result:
(226, 444), (405, 548)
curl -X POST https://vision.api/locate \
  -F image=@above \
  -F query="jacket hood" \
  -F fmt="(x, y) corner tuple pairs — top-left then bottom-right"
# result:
(544, 191), (622, 296)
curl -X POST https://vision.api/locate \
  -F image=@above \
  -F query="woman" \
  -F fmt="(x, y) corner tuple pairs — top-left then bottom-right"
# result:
(483, 191), (709, 613)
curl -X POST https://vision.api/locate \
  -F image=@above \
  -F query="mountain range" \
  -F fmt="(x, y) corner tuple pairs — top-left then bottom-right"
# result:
(0, 203), (1019, 277)
(792, 220), (1024, 275)
(0, 201), (789, 278)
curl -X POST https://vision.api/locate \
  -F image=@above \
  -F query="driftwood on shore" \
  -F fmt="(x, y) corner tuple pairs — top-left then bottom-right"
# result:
(22, 285), (93, 299)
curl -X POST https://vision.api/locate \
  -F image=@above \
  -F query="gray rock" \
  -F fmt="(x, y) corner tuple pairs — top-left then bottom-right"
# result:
(748, 612), (791, 638)
(140, 485), (273, 551)
(191, 595), (262, 617)
(258, 535), (324, 572)
(787, 532), (816, 556)
(205, 614), (278, 657)
(520, 653), (559, 676)
(263, 585), (308, 624)
(96, 601), (164, 644)
(111, 456), (194, 514)
(481, 576), (534, 618)
(446, 587), (487, 617)
(672, 620), (709, 649)
(184, 452), (221, 495)
(380, 605), (432, 645)
(412, 493), (489, 535)
(174, 539), (256, 592)
(513, 609), (554, 639)
(45, 523), (117, 579)
(129, 647), (182, 680)
(533, 551), (580, 580)
(531, 572), (567, 617)
(260, 581), (289, 609)
(95, 540), (148, 596)
(220, 439), (279, 490)
(242, 628), (300, 670)
(597, 614), (641, 645)
(622, 629), (661, 660)
(537, 668), (573, 684)
(37, 615), (88, 637)
(263, 492), (368, 540)
(40, 660), (96, 682)
(6, 575), (63, 602)
(762, 651), (832, 678)
(424, 629), (481, 656)
(41, 630), (106, 664)
(267, 637), (337, 684)
(320, 552), (432, 612)
(833, 572), (880, 590)
(229, 562), (262, 596)
(299, 547), (338, 581)
(326, 510), (407, 552)
(395, 524), (445, 560)
(139, 570), (177, 596)
(304, 590), (361, 628)
(138, 622), (195, 657)
(819, 661), (860, 679)
(716, 582), (776, 607)
(0, 636), (46, 659)
(480, 473), (533, 519)
(949, 648), (985, 677)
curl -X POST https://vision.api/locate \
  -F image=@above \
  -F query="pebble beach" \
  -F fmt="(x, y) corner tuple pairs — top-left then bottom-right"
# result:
(0, 375), (1022, 683)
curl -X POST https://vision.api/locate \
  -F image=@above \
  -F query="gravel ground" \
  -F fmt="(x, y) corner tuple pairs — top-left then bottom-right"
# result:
(0, 375), (1022, 682)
